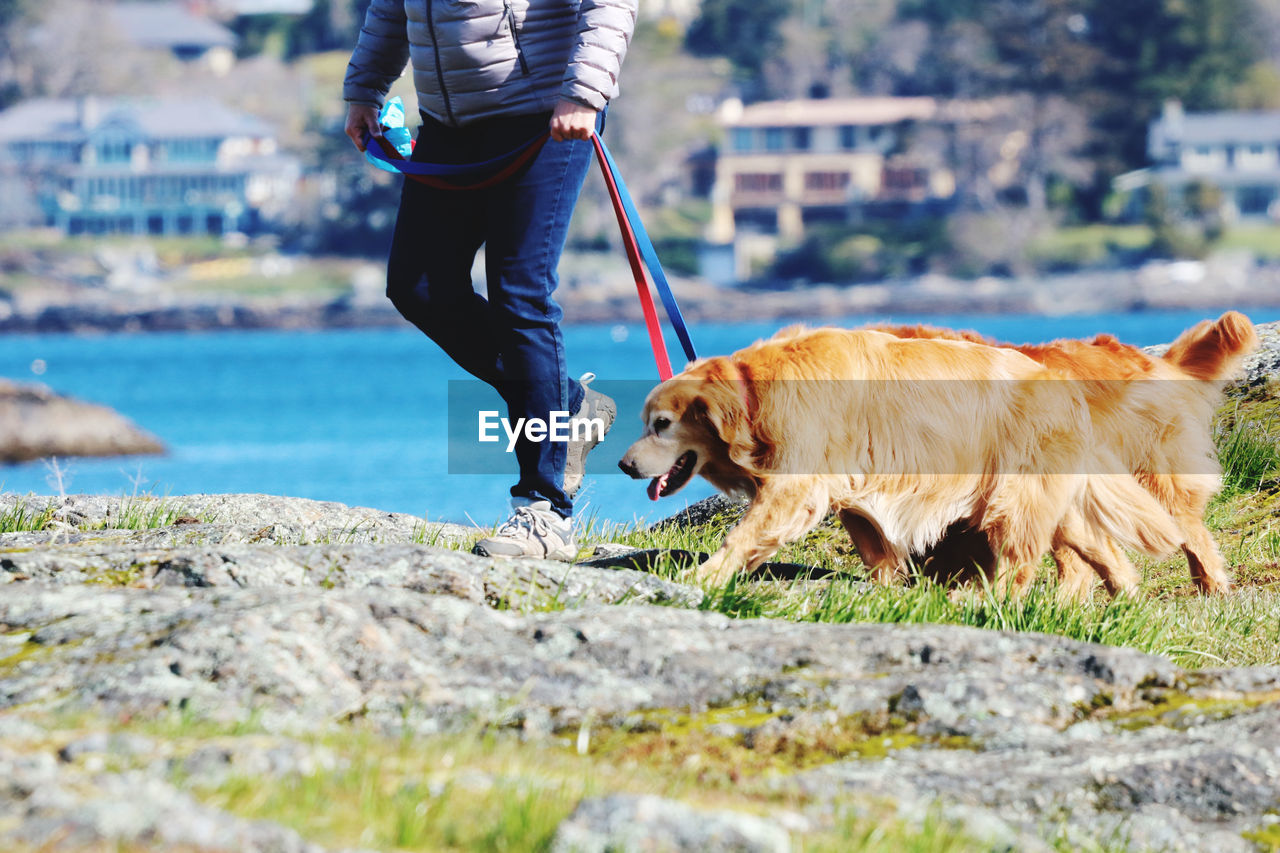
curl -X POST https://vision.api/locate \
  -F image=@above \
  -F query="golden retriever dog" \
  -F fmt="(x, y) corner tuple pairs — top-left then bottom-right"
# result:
(871, 311), (1257, 597)
(619, 326), (1184, 593)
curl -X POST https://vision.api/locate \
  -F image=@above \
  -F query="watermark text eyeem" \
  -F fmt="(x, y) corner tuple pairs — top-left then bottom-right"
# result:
(478, 411), (607, 453)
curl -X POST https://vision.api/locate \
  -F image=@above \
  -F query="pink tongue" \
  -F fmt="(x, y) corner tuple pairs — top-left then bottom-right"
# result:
(647, 473), (668, 501)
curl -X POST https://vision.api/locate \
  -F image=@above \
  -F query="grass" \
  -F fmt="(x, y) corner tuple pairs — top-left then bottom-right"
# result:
(1217, 224), (1280, 260)
(0, 500), (57, 534)
(1028, 224), (1154, 268)
(17, 709), (984, 853)
(1024, 221), (1280, 268)
(171, 262), (356, 298)
(98, 495), (194, 531)
(0, 494), (199, 534)
(1215, 410), (1280, 497)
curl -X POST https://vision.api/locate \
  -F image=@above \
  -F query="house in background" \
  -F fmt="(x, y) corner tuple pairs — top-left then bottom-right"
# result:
(0, 96), (299, 237)
(705, 96), (973, 282)
(109, 2), (239, 74)
(1115, 100), (1280, 221)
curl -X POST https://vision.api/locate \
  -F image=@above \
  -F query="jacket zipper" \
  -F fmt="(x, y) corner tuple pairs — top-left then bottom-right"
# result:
(504, 1), (531, 76)
(425, 0), (457, 125)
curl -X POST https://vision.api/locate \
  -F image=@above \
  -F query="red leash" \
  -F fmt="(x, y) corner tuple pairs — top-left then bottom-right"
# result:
(591, 134), (674, 380)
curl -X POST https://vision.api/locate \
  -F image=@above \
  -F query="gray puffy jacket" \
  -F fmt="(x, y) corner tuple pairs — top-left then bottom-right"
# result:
(344, 0), (637, 127)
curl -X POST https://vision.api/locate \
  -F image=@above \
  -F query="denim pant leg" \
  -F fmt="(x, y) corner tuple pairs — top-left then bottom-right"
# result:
(485, 125), (598, 517)
(385, 156), (501, 387)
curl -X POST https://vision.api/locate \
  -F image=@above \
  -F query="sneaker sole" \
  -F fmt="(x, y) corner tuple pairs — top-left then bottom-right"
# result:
(564, 394), (617, 497)
(471, 541), (577, 562)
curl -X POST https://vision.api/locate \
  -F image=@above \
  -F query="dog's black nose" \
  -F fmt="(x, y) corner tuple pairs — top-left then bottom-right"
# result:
(618, 457), (641, 478)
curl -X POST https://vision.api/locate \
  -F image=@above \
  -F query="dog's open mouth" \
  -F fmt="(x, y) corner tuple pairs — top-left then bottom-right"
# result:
(647, 450), (697, 500)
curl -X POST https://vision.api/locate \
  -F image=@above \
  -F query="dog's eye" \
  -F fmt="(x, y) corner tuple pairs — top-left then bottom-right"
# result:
(652, 416), (671, 433)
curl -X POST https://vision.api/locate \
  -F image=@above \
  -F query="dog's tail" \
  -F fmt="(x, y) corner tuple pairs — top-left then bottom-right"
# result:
(1078, 472), (1183, 558)
(1162, 310), (1258, 381)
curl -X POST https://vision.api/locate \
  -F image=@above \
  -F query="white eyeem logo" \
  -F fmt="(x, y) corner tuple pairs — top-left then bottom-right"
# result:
(478, 411), (606, 453)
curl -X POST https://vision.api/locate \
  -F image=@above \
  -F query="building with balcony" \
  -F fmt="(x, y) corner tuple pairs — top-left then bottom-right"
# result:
(708, 97), (961, 248)
(1115, 101), (1280, 221)
(0, 96), (299, 237)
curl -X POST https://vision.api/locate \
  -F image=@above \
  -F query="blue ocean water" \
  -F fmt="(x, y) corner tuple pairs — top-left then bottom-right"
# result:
(2, 307), (1277, 528)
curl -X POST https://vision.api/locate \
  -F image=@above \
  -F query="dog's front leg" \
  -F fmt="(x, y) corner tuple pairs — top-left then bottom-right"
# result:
(696, 478), (829, 587)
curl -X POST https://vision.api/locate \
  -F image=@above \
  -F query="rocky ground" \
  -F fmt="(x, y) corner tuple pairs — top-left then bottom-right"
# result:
(0, 491), (1277, 851)
(1, 323), (1279, 851)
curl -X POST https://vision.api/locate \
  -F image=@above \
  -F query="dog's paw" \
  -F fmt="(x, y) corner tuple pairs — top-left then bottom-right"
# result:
(693, 553), (738, 588)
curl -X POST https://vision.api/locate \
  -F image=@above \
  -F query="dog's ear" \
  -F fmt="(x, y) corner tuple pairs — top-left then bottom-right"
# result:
(690, 357), (768, 471)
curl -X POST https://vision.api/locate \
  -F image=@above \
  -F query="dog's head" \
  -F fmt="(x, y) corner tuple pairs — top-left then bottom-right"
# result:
(618, 356), (763, 500)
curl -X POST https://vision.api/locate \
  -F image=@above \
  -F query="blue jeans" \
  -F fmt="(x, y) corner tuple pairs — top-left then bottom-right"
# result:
(386, 110), (600, 518)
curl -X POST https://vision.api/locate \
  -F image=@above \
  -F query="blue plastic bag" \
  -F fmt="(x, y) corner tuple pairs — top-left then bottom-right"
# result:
(365, 96), (413, 173)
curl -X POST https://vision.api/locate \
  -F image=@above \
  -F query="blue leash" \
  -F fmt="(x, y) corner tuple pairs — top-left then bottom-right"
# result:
(595, 136), (699, 365)
(363, 130), (547, 176)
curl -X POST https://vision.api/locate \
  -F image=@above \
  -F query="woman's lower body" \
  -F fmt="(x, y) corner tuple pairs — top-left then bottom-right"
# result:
(384, 109), (608, 559)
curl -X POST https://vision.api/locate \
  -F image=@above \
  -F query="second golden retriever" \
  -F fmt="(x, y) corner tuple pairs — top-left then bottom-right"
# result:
(619, 327), (1183, 592)
(871, 311), (1257, 596)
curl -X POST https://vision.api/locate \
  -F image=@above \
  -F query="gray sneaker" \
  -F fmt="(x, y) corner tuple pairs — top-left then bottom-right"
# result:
(563, 373), (616, 497)
(472, 499), (578, 561)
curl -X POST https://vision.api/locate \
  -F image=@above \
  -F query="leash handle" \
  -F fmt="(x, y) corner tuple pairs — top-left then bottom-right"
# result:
(592, 133), (674, 380)
(364, 131), (549, 191)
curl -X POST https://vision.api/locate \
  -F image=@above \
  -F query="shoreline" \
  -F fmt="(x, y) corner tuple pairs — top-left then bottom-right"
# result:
(4, 263), (1280, 335)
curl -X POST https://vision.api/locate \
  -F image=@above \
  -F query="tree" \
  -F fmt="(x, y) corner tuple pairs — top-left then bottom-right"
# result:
(685, 0), (790, 88)
(6, 0), (157, 100)
(0, 0), (30, 106)
(1084, 0), (1264, 203)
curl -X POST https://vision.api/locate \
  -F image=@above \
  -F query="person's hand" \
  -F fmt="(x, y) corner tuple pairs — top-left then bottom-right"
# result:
(550, 99), (598, 141)
(345, 103), (383, 152)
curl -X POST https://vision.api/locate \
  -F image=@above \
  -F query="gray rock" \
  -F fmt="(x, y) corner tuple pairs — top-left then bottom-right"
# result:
(0, 540), (701, 610)
(0, 589), (1185, 735)
(551, 794), (791, 853)
(0, 495), (703, 613)
(2, 582), (1271, 848)
(1237, 319), (1280, 386)
(0, 492), (473, 548)
(0, 379), (165, 463)
(0, 439), (1279, 853)
(650, 495), (746, 531)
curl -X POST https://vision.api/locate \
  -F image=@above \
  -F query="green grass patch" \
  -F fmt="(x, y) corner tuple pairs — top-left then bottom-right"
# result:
(595, 701), (973, 788)
(1104, 689), (1280, 731)
(93, 496), (194, 531)
(170, 259), (357, 298)
(0, 499), (57, 534)
(1243, 819), (1280, 852)
(1214, 403), (1280, 497)
(1028, 224), (1154, 269)
(0, 229), (261, 265)
(1217, 224), (1280, 260)
(0, 706), (977, 853)
(205, 734), (577, 851)
(0, 495), (203, 536)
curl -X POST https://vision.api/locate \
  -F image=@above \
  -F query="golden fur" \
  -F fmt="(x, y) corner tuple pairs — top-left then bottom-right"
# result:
(871, 311), (1257, 596)
(620, 326), (1187, 593)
